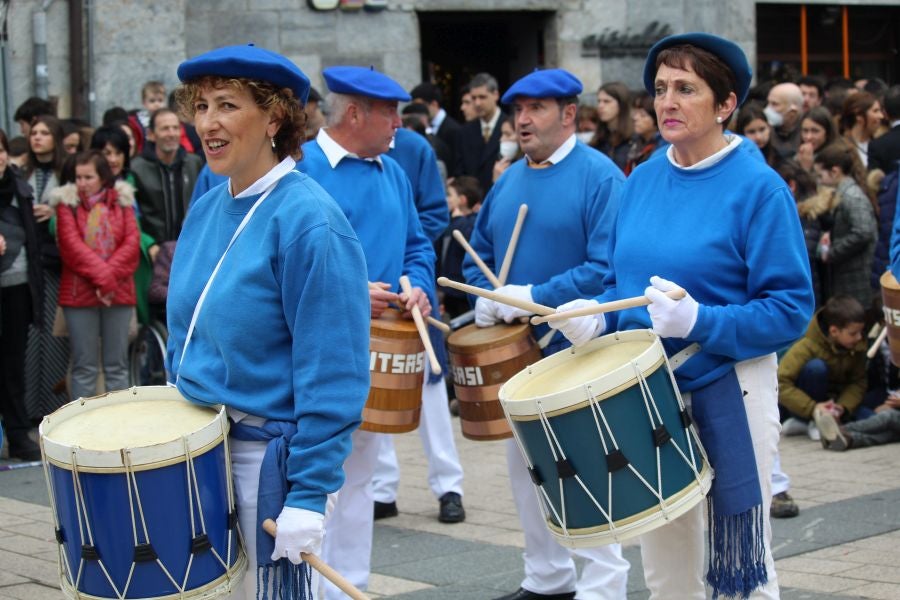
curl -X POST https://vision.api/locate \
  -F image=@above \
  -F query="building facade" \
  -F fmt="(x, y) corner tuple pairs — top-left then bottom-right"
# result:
(1, 0), (898, 131)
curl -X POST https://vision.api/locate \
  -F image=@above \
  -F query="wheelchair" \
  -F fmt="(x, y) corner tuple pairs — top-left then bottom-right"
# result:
(128, 318), (168, 386)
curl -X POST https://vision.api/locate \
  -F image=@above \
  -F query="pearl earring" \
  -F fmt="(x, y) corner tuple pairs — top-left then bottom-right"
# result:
(716, 116), (723, 124)
(271, 137), (276, 149)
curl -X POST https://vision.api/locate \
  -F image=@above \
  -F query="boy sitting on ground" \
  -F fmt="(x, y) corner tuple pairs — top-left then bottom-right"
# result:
(778, 295), (867, 435)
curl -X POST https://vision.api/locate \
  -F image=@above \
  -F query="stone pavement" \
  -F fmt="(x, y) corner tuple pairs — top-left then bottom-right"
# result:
(2, 421), (900, 599)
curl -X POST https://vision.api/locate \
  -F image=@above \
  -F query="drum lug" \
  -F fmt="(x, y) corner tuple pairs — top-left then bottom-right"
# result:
(133, 542), (158, 563)
(527, 466), (543, 486)
(605, 449), (629, 472)
(555, 458), (577, 479)
(652, 425), (672, 447)
(191, 533), (212, 555)
(81, 544), (100, 561)
(680, 409), (693, 428)
(228, 510), (239, 530)
(54, 527), (65, 544)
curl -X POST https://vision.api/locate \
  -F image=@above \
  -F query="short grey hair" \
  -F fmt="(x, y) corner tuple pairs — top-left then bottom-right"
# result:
(325, 92), (371, 127)
(469, 73), (499, 93)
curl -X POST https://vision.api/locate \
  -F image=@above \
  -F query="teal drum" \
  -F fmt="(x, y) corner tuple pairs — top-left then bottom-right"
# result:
(499, 329), (712, 548)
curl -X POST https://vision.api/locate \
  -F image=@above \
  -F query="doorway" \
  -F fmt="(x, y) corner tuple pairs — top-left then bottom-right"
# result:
(418, 11), (554, 120)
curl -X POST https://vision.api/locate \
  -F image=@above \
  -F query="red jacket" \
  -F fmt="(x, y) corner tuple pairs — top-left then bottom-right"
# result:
(51, 181), (140, 308)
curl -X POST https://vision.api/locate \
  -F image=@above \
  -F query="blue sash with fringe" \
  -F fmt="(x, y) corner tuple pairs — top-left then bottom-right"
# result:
(230, 419), (312, 600)
(690, 368), (767, 599)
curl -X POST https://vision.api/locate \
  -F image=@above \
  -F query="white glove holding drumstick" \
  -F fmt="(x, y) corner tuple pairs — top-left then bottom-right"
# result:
(544, 276), (694, 346)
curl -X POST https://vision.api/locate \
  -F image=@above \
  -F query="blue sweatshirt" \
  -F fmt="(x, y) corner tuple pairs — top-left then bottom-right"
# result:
(600, 138), (814, 391)
(387, 127), (449, 243)
(190, 164), (228, 206)
(298, 140), (436, 296)
(463, 141), (623, 347)
(165, 170), (370, 513)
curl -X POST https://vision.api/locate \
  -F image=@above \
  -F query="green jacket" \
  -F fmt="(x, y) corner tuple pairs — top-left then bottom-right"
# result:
(777, 309), (867, 419)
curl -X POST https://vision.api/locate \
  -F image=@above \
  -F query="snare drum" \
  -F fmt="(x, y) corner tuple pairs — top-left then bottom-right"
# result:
(881, 270), (900, 366)
(448, 323), (541, 441)
(499, 329), (712, 547)
(360, 309), (425, 433)
(40, 386), (246, 600)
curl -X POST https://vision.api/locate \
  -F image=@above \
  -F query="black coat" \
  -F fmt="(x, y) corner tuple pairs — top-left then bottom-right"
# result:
(434, 114), (462, 171)
(454, 110), (507, 193)
(0, 166), (44, 328)
(869, 125), (900, 174)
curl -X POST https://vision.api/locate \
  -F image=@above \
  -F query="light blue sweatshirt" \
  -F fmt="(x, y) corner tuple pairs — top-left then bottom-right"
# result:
(387, 127), (449, 243)
(165, 169), (370, 513)
(600, 138), (814, 391)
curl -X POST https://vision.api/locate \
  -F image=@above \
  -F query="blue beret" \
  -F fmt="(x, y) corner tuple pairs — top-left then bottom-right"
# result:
(322, 66), (411, 102)
(501, 69), (583, 104)
(643, 32), (752, 104)
(177, 44), (311, 105)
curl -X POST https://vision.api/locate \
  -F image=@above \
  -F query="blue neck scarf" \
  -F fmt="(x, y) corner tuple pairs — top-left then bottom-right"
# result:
(690, 368), (767, 599)
(230, 419), (312, 600)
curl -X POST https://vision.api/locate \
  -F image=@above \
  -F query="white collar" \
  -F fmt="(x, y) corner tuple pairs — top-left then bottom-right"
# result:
(316, 128), (383, 169)
(526, 133), (577, 166)
(432, 108), (447, 131)
(480, 109), (502, 134)
(892, 119), (900, 129)
(231, 156), (296, 198)
(667, 134), (742, 170)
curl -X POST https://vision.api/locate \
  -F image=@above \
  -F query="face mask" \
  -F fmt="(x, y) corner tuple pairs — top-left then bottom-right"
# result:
(499, 141), (519, 161)
(576, 131), (594, 144)
(763, 106), (784, 128)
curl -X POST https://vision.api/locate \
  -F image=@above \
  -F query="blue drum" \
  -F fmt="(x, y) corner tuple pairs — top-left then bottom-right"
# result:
(39, 387), (246, 599)
(499, 329), (712, 547)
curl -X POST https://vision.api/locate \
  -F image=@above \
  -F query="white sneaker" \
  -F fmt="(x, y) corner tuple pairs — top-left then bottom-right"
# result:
(807, 420), (821, 441)
(781, 417), (807, 436)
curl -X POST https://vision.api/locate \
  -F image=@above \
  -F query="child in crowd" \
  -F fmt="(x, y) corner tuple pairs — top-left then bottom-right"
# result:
(438, 176), (482, 318)
(816, 389), (900, 450)
(779, 295), (867, 438)
(134, 81), (166, 132)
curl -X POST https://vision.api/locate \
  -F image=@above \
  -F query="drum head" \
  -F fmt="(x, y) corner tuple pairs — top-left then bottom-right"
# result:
(881, 270), (900, 290)
(371, 308), (419, 336)
(448, 322), (532, 352)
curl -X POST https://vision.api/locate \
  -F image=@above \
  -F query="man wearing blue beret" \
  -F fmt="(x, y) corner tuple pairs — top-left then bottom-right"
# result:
(296, 65), (437, 599)
(463, 68), (630, 600)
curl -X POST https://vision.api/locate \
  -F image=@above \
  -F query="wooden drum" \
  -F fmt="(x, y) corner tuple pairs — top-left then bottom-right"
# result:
(448, 323), (542, 441)
(360, 309), (425, 433)
(880, 270), (900, 367)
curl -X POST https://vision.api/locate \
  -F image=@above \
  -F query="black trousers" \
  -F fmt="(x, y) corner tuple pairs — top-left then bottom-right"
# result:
(0, 284), (33, 440)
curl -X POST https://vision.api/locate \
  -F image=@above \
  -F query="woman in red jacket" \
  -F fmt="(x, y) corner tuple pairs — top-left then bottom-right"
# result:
(50, 150), (139, 400)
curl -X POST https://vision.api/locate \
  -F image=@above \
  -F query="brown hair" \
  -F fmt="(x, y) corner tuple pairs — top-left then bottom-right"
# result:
(594, 82), (633, 148)
(24, 114), (66, 180)
(820, 295), (865, 329)
(448, 175), (483, 209)
(175, 75), (307, 161)
(839, 91), (878, 134)
(75, 150), (114, 188)
(655, 44), (737, 125)
(815, 143), (876, 214)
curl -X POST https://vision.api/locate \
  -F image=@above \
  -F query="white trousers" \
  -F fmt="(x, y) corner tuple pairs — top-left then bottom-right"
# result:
(770, 452), (790, 496)
(372, 376), (464, 502)
(320, 428), (379, 600)
(506, 439), (630, 599)
(639, 354), (781, 600)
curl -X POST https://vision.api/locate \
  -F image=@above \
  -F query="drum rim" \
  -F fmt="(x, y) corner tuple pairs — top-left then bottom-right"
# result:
(499, 329), (664, 417)
(40, 386), (227, 472)
(448, 321), (534, 349)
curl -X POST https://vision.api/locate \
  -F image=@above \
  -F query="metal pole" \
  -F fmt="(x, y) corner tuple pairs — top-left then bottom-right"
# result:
(33, 10), (48, 98)
(0, 0), (12, 132)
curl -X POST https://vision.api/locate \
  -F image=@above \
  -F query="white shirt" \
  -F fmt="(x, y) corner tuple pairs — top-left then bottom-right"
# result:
(667, 134), (742, 170)
(480, 108), (502, 140)
(316, 128), (383, 169)
(431, 108), (447, 133)
(525, 133), (577, 167)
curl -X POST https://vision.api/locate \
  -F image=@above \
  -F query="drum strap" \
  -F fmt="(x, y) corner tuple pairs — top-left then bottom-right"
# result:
(178, 158), (296, 382)
(669, 342), (701, 370)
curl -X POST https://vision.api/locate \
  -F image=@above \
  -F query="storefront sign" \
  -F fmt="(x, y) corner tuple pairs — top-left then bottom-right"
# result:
(581, 22), (672, 58)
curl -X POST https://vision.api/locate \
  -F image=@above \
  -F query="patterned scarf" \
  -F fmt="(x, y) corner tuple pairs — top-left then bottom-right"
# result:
(82, 188), (116, 260)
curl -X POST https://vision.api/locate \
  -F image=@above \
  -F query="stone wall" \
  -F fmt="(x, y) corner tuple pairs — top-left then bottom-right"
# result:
(1, 0), (892, 128)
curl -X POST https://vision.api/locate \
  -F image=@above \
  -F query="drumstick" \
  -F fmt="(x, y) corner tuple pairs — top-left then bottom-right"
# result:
(452, 230), (502, 289)
(497, 204), (528, 286)
(399, 276), (442, 375)
(868, 325), (889, 359)
(370, 282), (450, 333)
(262, 519), (369, 600)
(437, 277), (554, 316)
(531, 288), (688, 325)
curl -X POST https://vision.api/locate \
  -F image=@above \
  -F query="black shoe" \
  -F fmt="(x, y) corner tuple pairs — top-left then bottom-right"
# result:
(493, 588), (576, 600)
(438, 491), (465, 523)
(8, 437), (42, 461)
(374, 500), (398, 520)
(770, 491), (799, 519)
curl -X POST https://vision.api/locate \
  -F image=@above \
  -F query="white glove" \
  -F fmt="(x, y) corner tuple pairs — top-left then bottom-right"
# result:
(271, 506), (325, 565)
(644, 276), (699, 339)
(475, 297), (501, 327)
(548, 299), (606, 347)
(494, 284), (534, 323)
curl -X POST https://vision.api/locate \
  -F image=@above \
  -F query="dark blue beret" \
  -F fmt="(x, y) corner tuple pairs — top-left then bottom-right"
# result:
(643, 32), (752, 104)
(501, 69), (583, 104)
(177, 44), (311, 105)
(322, 66), (411, 102)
